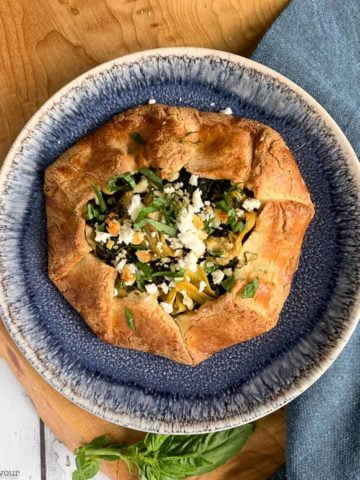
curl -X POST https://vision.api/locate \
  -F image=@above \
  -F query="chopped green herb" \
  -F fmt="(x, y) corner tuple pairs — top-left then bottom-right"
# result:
(135, 270), (145, 291)
(241, 277), (259, 299)
(139, 167), (163, 189)
(152, 269), (185, 279)
(221, 275), (235, 292)
(147, 219), (177, 236)
(130, 242), (149, 250)
(125, 308), (135, 330)
(96, 223), (106, 232)
(107, 173), (136, 192)
(204, 216), (215, 234)
(135, 218), (177, 236)
(135, 261), (154, 291)
(209, 250), (224, 257)
(204, 262), (219, 275)
(85, 203), (96, 220)
(136, 262), (153, 281)
(228, 210), (245, 233)
(134, 197), (166, 224)
(162, 205), (176, 224)
(92, 185), (107, 213)
(215, 199), (231, 212)
(131, 132), (146, 145)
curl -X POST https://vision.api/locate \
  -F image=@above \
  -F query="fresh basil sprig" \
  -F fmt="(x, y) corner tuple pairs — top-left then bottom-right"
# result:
(72, 424), (254, 480)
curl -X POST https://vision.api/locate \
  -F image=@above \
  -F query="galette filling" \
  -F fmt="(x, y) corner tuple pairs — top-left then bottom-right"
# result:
(84, 168), (261, 316)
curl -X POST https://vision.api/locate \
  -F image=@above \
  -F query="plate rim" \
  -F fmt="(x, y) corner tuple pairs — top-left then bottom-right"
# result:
(0, 46), (359, 433)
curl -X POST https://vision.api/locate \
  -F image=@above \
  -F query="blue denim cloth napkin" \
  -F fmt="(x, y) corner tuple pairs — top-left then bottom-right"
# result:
(252, 1), (360, 479)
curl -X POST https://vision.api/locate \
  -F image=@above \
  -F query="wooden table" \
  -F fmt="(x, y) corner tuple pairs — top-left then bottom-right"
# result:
(0, 1), (288, 478)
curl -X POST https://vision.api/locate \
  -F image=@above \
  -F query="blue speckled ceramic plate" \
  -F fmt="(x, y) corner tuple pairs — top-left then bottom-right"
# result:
(0, 48), (359, 433)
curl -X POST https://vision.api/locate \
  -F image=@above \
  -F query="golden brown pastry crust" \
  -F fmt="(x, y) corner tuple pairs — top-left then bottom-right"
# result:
(44, 104), (314, 366)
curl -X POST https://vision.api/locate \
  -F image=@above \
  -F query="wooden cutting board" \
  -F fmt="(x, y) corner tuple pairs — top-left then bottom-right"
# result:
(0, 1), (288, 478)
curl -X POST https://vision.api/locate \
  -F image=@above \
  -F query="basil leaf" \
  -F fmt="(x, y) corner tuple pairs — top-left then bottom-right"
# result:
(228, 210), (245, 233)
(72, 458), (99, 480)
(75, 447), (86, 469)
(204, 216), (215, 234)
(144, 433), (171, 452)
(73, 424), (255, 480)
(241, 277), (259, 298)
(131, 132), (146, 145)
(134, 197), (166, 224)
(221, 275), (235, 292)
(125, 308), (135, 330)
(107, 173), (136, 192)
(155, 425), (255, 477)
(204, 262), (218, 274)
(86, 435), (109, 449)
(152, 269), (185, 279)
(139, 167), (163, 189)
(92, 185), (107, 213)
(215, 199), (231, 212)
(136, 261), (153, 280)
(137, 218), (177, 236)
(136, 270), (145, 291)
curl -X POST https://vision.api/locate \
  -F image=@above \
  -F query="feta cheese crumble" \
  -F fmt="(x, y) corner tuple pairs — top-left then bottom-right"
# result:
(128, 194), (144, 221)
(189, 174), (199, 186)
(115, 258), (127, 273)
(148, 98), (157, 104)
(117, 220), (134, 245)
(181, 290), (194, 310)
(161, 302), (173, 314)
(94, 231), (112, 243)
(145, 283), (158, 294)
(192, 188), (204, 212)
(183, 251), (198, 272)
(242, 198), (261, 212)
(220, 107), (233, 115)
(212, 270), (225, 285)
(199, 281), (206, 292)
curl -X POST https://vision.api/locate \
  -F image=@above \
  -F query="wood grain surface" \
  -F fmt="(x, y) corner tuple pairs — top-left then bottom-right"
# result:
(0, 1), (288, 478)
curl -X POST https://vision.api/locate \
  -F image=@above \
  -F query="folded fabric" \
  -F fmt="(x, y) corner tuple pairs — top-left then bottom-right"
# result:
(252, 1), (360, 479)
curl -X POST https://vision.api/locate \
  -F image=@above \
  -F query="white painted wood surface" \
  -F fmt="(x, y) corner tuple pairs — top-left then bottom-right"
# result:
(0, 358), (108, 480)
